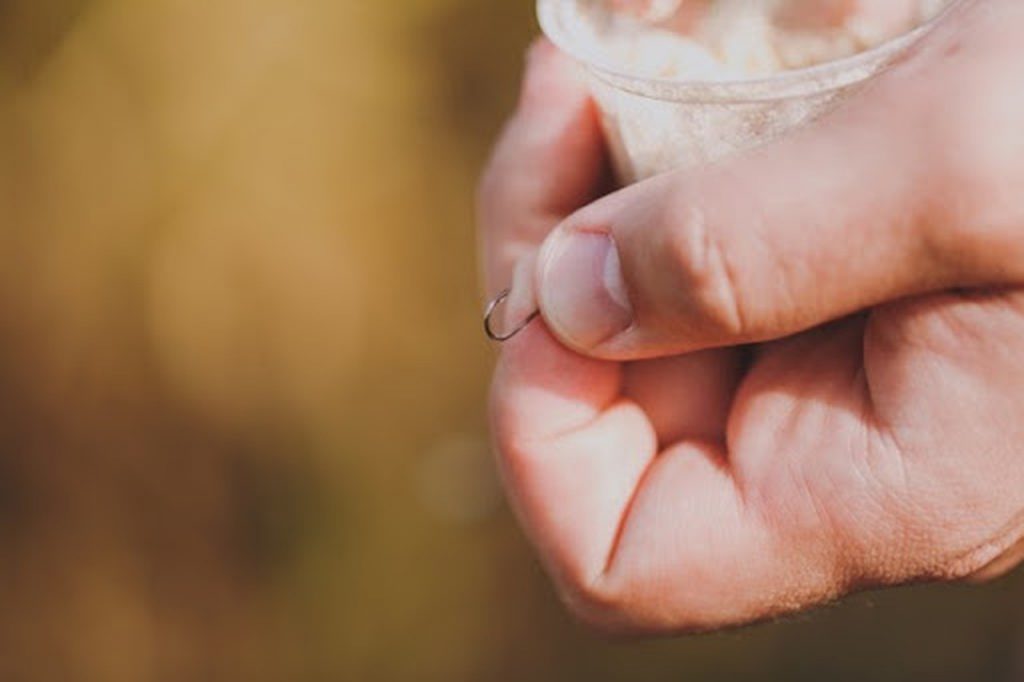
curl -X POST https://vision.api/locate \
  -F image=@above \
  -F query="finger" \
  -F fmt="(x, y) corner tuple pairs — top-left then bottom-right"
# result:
(528, 9), (1024, 359)
(502, 251), (747, 453)
(478, 39), (608, 297)
(492, 260), (756, 615)
(490, 321), (656, 594)
(532, 104), (933, 358)
(591, 319), (877, 632)
(492, 321), (843, 632)
(622, 349), (745, 447)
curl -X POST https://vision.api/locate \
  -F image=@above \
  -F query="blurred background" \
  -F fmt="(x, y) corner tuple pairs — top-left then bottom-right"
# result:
(0, 0), (1022, 680)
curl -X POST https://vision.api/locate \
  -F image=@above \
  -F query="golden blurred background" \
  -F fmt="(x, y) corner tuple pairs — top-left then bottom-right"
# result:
(0, 1), (1022, 680)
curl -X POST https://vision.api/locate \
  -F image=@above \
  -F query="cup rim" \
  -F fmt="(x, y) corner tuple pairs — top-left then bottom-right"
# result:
(537, 0), (956, 103)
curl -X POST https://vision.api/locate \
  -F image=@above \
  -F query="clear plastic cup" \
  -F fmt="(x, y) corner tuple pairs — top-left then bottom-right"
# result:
(537, 0), (949, 184)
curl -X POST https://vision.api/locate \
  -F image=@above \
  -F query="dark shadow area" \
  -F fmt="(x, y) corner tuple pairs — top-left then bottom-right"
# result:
(0, 0), (91, 84)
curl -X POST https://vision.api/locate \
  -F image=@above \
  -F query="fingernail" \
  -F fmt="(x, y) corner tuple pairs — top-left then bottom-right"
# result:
(538, 232), (633, 349)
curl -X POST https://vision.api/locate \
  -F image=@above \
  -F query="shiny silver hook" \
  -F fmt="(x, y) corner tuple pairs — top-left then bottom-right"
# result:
(484, 289), (540, 342)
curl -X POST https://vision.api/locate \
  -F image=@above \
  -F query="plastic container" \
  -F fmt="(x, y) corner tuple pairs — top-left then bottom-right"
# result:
(537, 0), (949, 184)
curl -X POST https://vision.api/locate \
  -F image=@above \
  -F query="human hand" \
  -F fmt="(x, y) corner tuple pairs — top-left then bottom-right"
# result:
(479, 0), (1024, 633)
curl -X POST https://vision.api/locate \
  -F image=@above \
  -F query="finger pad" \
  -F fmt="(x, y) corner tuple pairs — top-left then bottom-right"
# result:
(492, 322), (623, 443)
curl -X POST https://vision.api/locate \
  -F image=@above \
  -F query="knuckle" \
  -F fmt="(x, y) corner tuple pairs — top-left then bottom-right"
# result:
(555, 577), (662, 636)
(554, 564), (723, 636)
(560, 589), (631, 636)
(662, 199), (747, 338)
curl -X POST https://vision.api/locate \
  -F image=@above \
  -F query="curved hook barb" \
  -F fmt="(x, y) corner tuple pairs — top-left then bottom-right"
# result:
(484, 289), (540, 342)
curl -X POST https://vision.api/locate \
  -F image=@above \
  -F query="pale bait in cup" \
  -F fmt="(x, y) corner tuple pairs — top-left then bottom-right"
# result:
(538, 0), (954, 183)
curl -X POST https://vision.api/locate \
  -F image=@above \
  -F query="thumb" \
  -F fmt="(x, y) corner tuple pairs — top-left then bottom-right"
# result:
(531, 51), (1024, 358)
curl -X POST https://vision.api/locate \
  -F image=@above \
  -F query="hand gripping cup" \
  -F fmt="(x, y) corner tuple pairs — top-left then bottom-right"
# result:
(537, 0), (953, 184)
(484, 0), (954, 341)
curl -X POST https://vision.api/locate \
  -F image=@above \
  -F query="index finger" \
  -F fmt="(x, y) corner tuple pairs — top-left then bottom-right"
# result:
(477, 40), (608, 297)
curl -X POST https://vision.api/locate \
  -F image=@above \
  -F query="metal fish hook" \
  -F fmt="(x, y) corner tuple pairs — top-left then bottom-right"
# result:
(484, 289), (540, 342)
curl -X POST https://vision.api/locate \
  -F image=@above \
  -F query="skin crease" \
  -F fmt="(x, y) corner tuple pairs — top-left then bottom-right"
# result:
(479, 0), (1024, 634)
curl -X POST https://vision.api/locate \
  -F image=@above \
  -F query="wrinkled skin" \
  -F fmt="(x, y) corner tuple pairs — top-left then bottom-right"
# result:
(479, 0), (1024, 633)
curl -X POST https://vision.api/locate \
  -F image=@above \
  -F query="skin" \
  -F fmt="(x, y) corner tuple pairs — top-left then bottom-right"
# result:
(479, 0), (1024, 634)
